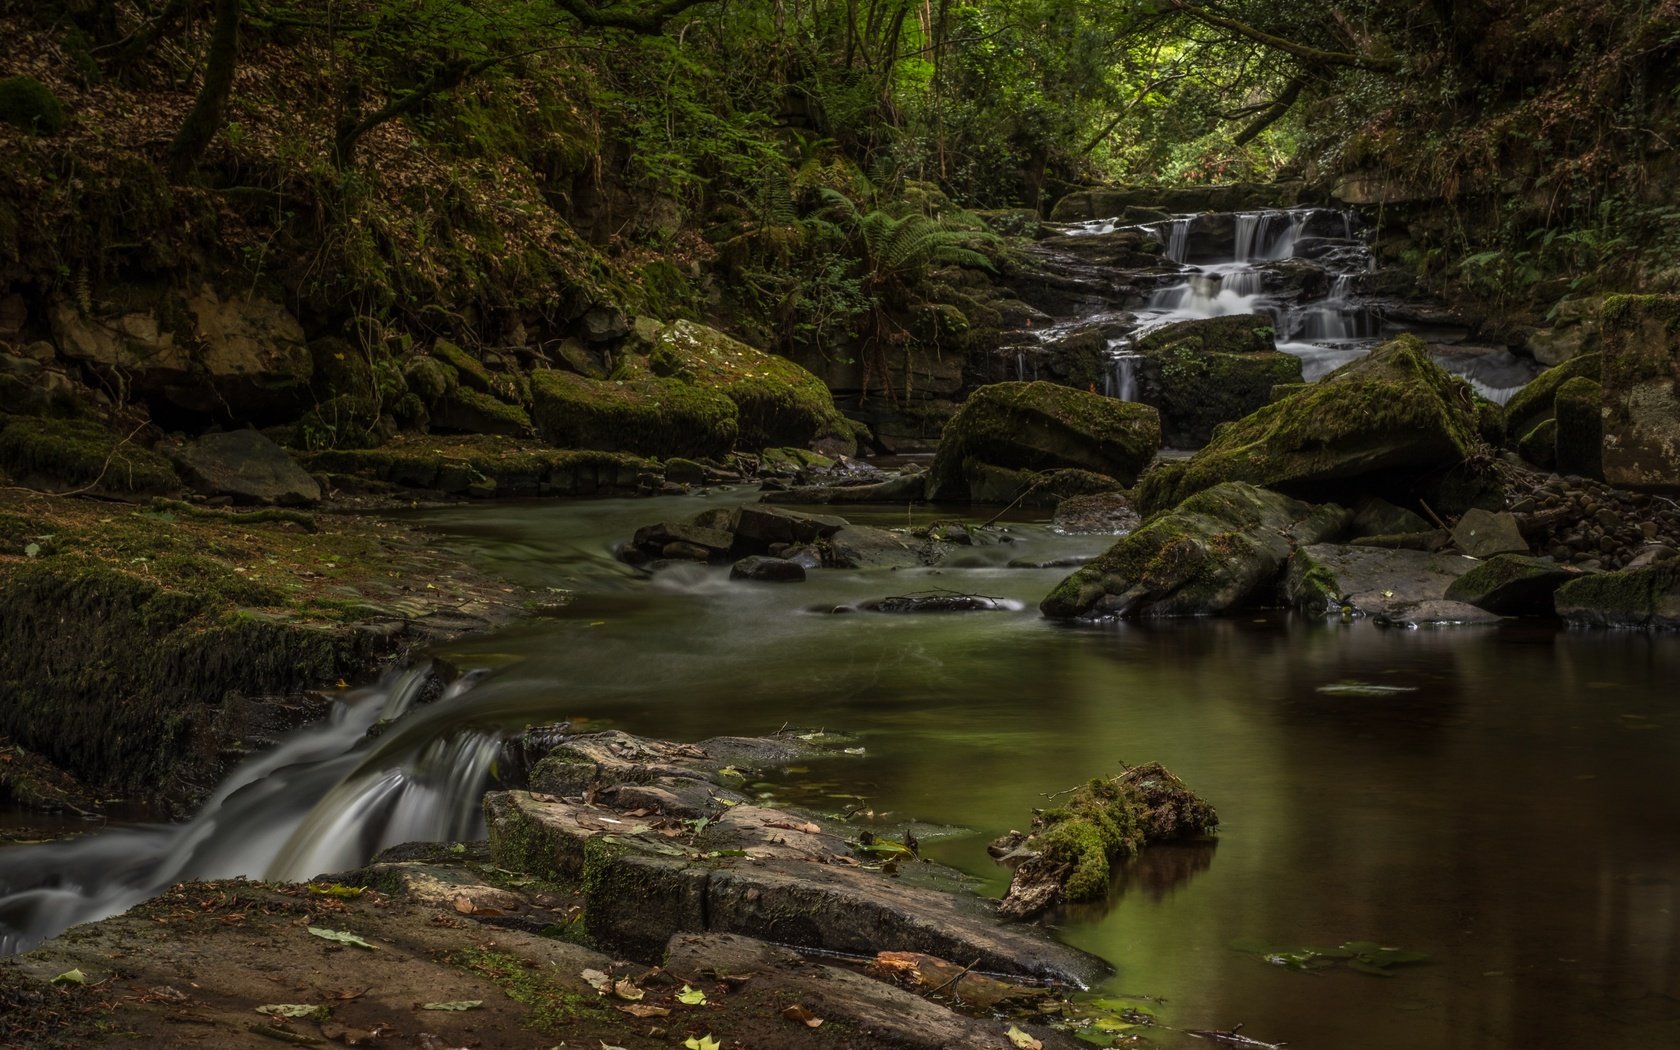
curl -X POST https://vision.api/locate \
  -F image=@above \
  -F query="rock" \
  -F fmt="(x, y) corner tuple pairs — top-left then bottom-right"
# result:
(1135, 336), (1484, 515)
(429, 387), (532, 436)
(1372, 599), (1505, 627)
(1555, 561), (1680, 629)
(663, 456), (706, 485)
(733, 504), (848, 545)
(1348, 495), (1431, 538)
(1131, 315), (1302, 448)
(1626, 543), (1679, 570)
(646, 320), (856, 454)
(0, 416), (180, 496)
(1452, 509), (1528, 558)
(530, 368), (739, 459)
(1599, 295), (1680, 489)
(1284, 543), (1477, 618)
(1052, 492), (1140, 534)
(632, 520), (736, 555)
(858, 594), (1008, 613)
(730, 555), (807, 582)
(1443, 554), (1582, 615)
(581, 305), (630, 341)
(1551, 376), (1602, 479)
(168, 429), (321, 506)
(928, 381), (1160, 502)
(1041, 482), (1350, 619)
(1517, 416), (1558, 469)
(664, 934), (1081, 1050)
(960, 461), (1123, 506)
(824, 524), (931, 569)
(1502, 352), (1602, 448)
(761, 471), (930, 504)
(1049, 182), (1303, 221)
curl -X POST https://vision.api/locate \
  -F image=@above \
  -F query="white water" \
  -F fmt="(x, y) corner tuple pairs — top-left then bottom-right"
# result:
(0, 667), (509, 954)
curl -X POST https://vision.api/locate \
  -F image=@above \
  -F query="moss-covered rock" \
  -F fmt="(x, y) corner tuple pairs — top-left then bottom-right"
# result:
(646, 320), (855, 454)
(928, 381), (1159, 502)
(404, 355), (457, 401)
(1283, 542), (1477, 618)
(1133, 336), (1483, 516)
(1444, 554), (1581, 616)
(1517, 416), (1558, 469)
(1503, 352), (1601, 448)
(431, 387), (532, 437)
(1553, 375), (1602, 479)
(1555, 560), (1680, 629)
(530, 369), (738, 459)
(960, 462), (1123, 507)
(1128, 315), (1300, 448)
(0, 416), (179, 495)
(1041, 481), (1349, 619)
(302, 435), (655, 497)
(431, 339), (495, 394)
(0, 76), (65, 135)
(1598, 294), (1680, 489)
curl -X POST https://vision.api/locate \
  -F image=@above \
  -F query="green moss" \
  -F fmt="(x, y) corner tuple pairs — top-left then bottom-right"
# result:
(1553, 376), (1602, 478)
(441, 386), (533, 435)
(0, 417), (179, 495)
(1517, 416), (1558, 468)
(1556, 561), (1680, 628)
(530, 368), (738, 459)
(1134, 336), (1482, 515)
(1502, 352), (1601, 445)
(0, 76), (65, 135)
(405, 355), (458, 401)
(295, 394), (390, 450)
(449, 948), (609, 1033)
(646, 320), (855, 453)
(431, 339), (494, 394)
(301, 435), (654, 496)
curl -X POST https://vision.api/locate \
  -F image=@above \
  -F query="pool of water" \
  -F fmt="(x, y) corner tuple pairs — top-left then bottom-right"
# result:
(403, 493), (1680, 1050)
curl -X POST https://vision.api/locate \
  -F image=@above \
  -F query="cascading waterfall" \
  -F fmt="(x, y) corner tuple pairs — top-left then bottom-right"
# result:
(0, 667), (513, 955)
(1104, 352), (1141, 401)
(1158, 217), (1191, 264)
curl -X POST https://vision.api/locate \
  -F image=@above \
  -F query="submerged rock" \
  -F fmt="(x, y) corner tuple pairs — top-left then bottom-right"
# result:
(1134, 336), (1484, 515)
(858, 593), (1009, 613)
(730, 554), (807, 582)
(928, 380), (1160, 502)
(1041, 482), (1349, 619)
(168, 429), (320, 506)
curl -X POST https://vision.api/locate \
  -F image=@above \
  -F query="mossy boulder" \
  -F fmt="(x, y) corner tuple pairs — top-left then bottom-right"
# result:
(530, 369), (738, 459)
(1133, 336), (1483, 516)
(430, 339), (495, 394)
(1502, 352), (1601, 449)
(1129, 315), (1300, 448)
(0, 416), (179, 495)
(1041, 481), (1349, 619)
(646, 320), (855, 455)
(1555, 560), (1680, 629)
(1444, 554), (1582, 616)
(0, 76), (65, 135)
(431, 386), (532, 437)
(1598, 295), (1680, 489)
(1517, 417), (1558, 469)
(928, 381), (1160, 502)
(1553, 376), (1602, 479)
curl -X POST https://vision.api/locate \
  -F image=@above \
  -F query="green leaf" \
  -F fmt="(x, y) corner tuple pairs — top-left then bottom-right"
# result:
(50, 969), (86, 986)
(255, 1004), (327, 1019)
(422, 1000), (484, 1011)
(307, 926), (377, 950)
(676, 985), (708, 1005)
(683, 1036), (721, 1050)
(24, 543), (40, 558)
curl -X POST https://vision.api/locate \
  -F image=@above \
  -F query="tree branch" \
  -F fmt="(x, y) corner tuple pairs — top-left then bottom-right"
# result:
(1166, 1), (1400, 73)
(1231, 74), (1305, 146)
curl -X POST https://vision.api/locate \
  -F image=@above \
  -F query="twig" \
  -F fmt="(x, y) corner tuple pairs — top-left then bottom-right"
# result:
(1417, 498), (1448, 530)
(922, 957), (982, 1001)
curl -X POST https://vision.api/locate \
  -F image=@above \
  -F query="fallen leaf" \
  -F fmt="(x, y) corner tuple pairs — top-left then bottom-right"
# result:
(581, 968), (613, 993)
(612, 978), (644, 1002)
(618, 1003), (671, 1018)
(783, 1004), (824, 1028)
(421, 1000), (483, 1011)
(256, 1003), (325, 1019)
(308, 927), (378, 950)
(49, 969), (86, 986)
(676, 985), (708, 1005)
(683, 1036), (721, 1050)
(308, 883), (366, 899)
(1006, 1024), (1042, 1049)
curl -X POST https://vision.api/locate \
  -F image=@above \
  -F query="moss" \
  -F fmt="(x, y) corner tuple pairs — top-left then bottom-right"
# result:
(0, 76), (65, 135)
(1148, 341), (1302, 447)
(646, 320), (855, 453)
(437, 386), (533, 436)
(1134, 336), (1482, 516)
(1553, 376), (1602, 478)
(405, 355), (458, 401)
(295, 394), (390, 450)
(531, 368), (738, 459)
(431, 339), (495, 393)
(1556, 561), (1680, 628)
(449, 947), (610, 1033)
(1517, 416), (1558, 468)
(1502, 352), (1601, 445)
(301, 434), (654, 496)
(0, 416), (179, 495)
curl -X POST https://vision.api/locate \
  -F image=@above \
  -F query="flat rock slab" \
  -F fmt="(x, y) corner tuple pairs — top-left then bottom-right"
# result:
(168, 429), (320, 505)
(1444, 553), (1586, 615)
(665, 932), (1084, 1050)
(1452, 509), (1529, 558)
(1286, 543), (1481, 618)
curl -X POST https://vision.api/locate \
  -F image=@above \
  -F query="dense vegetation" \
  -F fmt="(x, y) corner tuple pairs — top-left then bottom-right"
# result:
(1, 0), (1677, 433)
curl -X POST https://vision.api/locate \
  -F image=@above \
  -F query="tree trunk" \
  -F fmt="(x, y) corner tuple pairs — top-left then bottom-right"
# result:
(167, 0), (241, 179)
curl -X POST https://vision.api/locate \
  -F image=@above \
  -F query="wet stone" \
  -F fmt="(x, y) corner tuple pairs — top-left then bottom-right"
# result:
(730, 555), (807, 582)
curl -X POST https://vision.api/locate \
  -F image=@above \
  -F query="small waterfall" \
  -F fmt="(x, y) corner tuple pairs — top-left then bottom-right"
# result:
(1104, 353), (1141, 401)
(1149, 271), (1261, 319)
(0, 667), (514, 955)
(1159, 217), (1191, 263)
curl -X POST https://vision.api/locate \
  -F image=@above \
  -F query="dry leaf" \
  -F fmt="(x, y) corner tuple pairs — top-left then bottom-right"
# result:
(618, 1003), (671, 1019)
(1005, 1024), (1042, 1049)
(782, 1004), (824, 1028)
(612, 978), (644, 1002)
(581, 968), (613, 993)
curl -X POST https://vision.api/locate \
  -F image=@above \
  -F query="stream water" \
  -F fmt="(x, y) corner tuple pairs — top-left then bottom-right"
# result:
(5, 493), (1678, 1049)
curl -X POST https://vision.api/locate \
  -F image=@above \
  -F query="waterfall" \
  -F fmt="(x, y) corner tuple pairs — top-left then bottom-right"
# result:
(1103, 353), (1141, 401)
(0, 667), (513, 955)
(1159, 217), (1191, 263)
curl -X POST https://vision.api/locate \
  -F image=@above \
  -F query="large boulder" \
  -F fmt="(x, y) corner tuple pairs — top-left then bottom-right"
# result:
(530, 368), (738, 459)
(1130, 315), (1303, 447)
(1503, 352), (1601, 455)
(645, 320), (856, 455)
(1444, 554), (1584, 616)
(1284, 543), (1479, 619)
(1598, 295), (1680, 489)
(928, 381), (1159, 502)
(1041, 482), (1349, 619)
(1555, 560), (1680, 629)
(1553, 376), (1603, 478)
(167, 429), (320, 506)
(1134, 336), (1484, 515)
